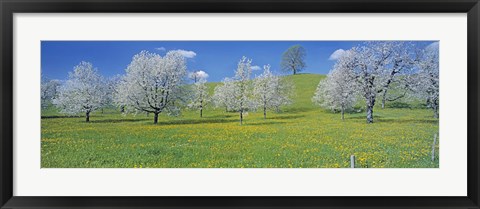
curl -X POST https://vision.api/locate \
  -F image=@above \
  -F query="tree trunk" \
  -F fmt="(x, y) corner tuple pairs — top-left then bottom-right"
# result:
(381, 89), (388, 109)
(240, 111), (243, 125)
(341, 107), (345, 121)
(366, 104), (374, 123)
(264, 106), (267, 119)
(293, 68), (296, 75)
(365, 92), (376, 123)
(433, 105), (439, 119)
(153, 112), (159, 124)
(120, 106), (125, 113)
(200, 101), (203, 118)
(85, 111), (90, 122)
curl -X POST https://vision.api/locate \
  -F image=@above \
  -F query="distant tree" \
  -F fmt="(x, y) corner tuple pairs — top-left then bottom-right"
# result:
(188, 75), (210, 118)
(415, 42), (439, 118)
(312, 50), (358, 120)
(115, 50), (187, 124)
(281, 45), (306, 75)
(212, 77), (236, 112)
(41, 77), (61, 109)
(253, 65), (292, 119)
(230, 56), (254, 125)
(53, 61), (107, 122)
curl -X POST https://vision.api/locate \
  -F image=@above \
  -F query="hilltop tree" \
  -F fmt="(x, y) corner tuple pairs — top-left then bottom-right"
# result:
(281, 45), (306, 75)
(253, 65), (292, 119)
(188, 75), (210, 118)
(53, 61), (108, 122)
(415, 42), (439, 118)
(41, 77), (61, 109)
(115, 50), (187, 124)
(312, 50), (358, 120)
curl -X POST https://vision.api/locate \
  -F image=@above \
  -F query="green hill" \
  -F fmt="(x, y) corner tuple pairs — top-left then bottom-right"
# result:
(283, 73), (325, 110)
(204, 73), (325, 110)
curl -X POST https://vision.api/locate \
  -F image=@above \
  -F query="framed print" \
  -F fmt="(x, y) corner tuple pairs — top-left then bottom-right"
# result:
(1, 0), (479, 208)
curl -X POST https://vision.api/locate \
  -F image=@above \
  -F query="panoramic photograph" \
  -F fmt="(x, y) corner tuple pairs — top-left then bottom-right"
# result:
(41, 41), (439, 168)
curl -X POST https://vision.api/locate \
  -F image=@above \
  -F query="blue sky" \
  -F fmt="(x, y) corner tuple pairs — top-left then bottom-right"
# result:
(41, 41), (436, 82)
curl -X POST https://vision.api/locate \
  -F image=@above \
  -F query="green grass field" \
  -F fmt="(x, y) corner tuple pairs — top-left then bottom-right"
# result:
(41, 74), (439, 168)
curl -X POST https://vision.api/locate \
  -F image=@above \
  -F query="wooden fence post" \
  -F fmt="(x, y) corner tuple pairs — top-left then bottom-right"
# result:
(350, 155), (355, 168)
(431, 133), (437, 161)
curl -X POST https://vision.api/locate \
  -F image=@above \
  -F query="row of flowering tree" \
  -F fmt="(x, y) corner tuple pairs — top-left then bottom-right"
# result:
(312, 41), (439, 123)
(46, 50), (189, 124)
(212, 57), (293, 125)
(43, 51), (294, 124)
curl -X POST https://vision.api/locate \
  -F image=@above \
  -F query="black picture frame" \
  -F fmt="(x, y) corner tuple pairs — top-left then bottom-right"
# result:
(1, 0), (479, 208)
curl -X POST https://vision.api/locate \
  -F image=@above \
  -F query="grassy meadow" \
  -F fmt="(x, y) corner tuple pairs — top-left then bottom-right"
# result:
(41, 74), (439, 168)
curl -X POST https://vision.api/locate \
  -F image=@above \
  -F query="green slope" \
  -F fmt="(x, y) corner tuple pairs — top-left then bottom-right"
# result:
(204, 73), (325, 111)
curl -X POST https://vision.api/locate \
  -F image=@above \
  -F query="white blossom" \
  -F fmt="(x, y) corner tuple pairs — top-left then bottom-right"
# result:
(414, 42), (439, 118)
(53, 61), (108, 122)
(350, 42), (400, 123)
(313, 50), (358, 120)
(188, 76), (210, 117)
(115, 50), (187, 124)
(227, 56), (254, 125)
(41, 77), (61, 109)
(212, 77), (236, 112)
(378, 42), (419, 109)
(253, 65), (292, 119)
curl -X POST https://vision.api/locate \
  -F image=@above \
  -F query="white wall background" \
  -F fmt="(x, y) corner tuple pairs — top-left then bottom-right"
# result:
(13, 13), (467, 196)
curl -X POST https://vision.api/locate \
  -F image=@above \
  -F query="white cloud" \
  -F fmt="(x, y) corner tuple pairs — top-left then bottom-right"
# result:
(195, 70), (209, 79)
(155, 47), (166, 51)
(329, 49), (346, 60)
(173, 49), (197, 58)
(189, 70), (209, 80)
(251, 65), (262, 71)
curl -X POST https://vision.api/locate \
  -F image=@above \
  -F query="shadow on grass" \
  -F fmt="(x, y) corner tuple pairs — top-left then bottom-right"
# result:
(202, 114), (236, 119)
(41, 115), (82, 119)
(385, 102), (412, 109)
(157, 118), (238, 125)
(345, 116), (438, 124)
(90, 118), (150, 123)
(280, 107), (314, 114)
(67, 112), (306, 125)
(269, 115), (306, 120)
(346, 115), (384, 120)
(376, 118), (438, 124)
(42, 114), (112, 119)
